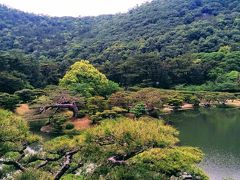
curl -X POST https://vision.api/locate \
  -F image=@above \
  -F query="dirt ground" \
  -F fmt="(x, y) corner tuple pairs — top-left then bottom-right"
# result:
(181, 103), (194, 110)
(71, 116), (92, 130)
(15, 104), (31, 116)
(226, 100), (240, 107)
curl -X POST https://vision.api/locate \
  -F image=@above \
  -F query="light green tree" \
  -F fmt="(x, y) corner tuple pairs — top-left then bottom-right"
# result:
(0, 110), (208, 180)
(59, 60), (120, 97)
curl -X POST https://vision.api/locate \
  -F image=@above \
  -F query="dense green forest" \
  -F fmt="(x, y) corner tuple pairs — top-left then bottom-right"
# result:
(1, 0), (240, 179)
(1, 0), (240, 93)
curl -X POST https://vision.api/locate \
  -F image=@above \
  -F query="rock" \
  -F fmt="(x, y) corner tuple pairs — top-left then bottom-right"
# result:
(162, 107), (174, 113)
(85, 163), (97, 174)
(40, 124), (53, 133)
(170, 175), (178, 180)
(181, 104), (194, 110)
(24, 146), (37, 155)
(181, 174), (192, 179)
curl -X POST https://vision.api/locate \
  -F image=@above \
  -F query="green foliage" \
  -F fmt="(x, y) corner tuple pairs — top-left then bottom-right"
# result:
(91, 110), (118, 123)
(65, 123), (74, 130)
(60, 60), (120, 97)
(84, 118), (179, 159)
(0, 111), (207, 179)
(184, 94), (200, 106)
(44, 136), (81, 154)
(148, 109), (161, 118)
(0, 71), (32, 93)
(15, 89), (44, 103)
(219, 46), (231, 54)
(2, 2), (236, 178)
(129, 147), (208, 179)
(1, 1), (240, 91)
(80, 117), (208, 179)
(103, 166), (167, 180)
(0, 109), (28, 154)
(0, 93), (19, 110)
(108, 88), (214, 113)
(111, 106), (128, 114)
(51, 115), (68, 133)
(0, 164), (16, 179)
(1, 0), (240, 63)
(14, 168), (53, 180)
(0, 109), (41, 155)
(102, 80), (122, 97)
(0, 51), (42, 93)
(61, 174), (84, 180)
(168, 97), (185, 107)
(130, 88), (165, 108)
(108, 91), (132, 110)
(86, 96), (107, 114)
(91, 106), (128, 123)
(77, 110), (88, 118)
(130, 103), (146, 118)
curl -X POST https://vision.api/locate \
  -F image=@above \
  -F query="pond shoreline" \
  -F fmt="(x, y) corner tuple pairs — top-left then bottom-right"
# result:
(165, 107), (240, 180)
(161, 99), (240, 115)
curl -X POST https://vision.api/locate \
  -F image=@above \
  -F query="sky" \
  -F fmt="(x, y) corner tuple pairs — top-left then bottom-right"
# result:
(0, 0), (151, 17)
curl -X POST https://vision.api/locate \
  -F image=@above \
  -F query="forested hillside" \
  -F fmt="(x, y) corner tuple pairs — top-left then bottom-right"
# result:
(2, 1), (240, 179)
(1, 0), (240, 92)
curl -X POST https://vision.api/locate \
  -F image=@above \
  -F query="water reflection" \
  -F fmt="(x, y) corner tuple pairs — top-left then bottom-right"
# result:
(166, 108), (240, 180)
(29, 119), (59, 140)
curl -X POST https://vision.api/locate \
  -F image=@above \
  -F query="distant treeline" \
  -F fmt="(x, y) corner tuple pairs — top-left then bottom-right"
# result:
(0, 0), (240, 93)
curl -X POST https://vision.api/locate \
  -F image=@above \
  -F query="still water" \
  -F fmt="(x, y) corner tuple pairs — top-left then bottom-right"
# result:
(29, 119), (60, 140)
(166, 108), (240, 180)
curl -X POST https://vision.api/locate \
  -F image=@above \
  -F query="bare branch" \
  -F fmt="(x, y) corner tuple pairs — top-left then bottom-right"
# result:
(39, 103), (79, 118)
(0, 159), (26, 172)
(37, 160), (48, 169)
(54, 149), (79, 180)
(108, 156), (126, 165)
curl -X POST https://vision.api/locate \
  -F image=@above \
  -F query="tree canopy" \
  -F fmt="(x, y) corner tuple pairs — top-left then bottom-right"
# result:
(0, 0), (240, 92)
(59, 60), (120, 97)
(0, 112), (208, 179)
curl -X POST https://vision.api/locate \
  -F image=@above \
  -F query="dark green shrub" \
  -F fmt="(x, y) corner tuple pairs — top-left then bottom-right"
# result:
(91, 110), (118, 123)
(77, 110), (88, 118)
(51, 115), (68, 133)
(0, 93), (20, 110)
(148, 109), (160, 118)
(167, 97), (184, 107)
(15, 89), (44, 103)
(86, 96), (107, 114)
(130, 103), (146, 118)
(65, 123), (74, 130)
(184, 94), (200, 106)
(0, 71), (32, 94)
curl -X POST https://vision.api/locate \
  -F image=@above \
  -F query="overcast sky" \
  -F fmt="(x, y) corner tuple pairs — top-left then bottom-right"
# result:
(0, 0), (151, 17)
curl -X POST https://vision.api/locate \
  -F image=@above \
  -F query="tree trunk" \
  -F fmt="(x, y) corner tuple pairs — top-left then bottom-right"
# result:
(40, 103), (79, 118)
(54, 149), (79, 180)
(0, 159), (26, 172)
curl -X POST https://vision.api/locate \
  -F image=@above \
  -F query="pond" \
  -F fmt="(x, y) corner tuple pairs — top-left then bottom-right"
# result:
(166, 108), (240, 180)
(29, 119), (60, 140)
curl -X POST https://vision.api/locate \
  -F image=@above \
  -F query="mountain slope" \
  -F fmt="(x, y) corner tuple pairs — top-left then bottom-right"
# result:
(0, 0), (240, 91)
(1, 0), (240, 61)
